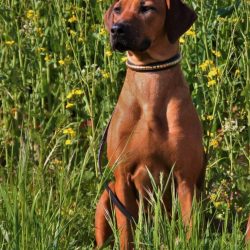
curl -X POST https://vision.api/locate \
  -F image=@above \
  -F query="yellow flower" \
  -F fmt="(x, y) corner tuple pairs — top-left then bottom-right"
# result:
(99, 28), (106, 35)
(70, 30), (77, 37)
(210, 193), (217, 202)
(105, 50), (112, 57)
(207, 79), (216, 87)
(121, 56), (127, 63)
(68, 15), (77, 23)
(37, 47), (46, 53)
(65, 139), (72, 145)
(5, 40), (15, 46)
(214, 201), (222, 208)
(236, 207), (243, 213)
(208, 67), (220, 78)
(63, 128), (76, 137)
(210, 138), (219, 148)
(36, 27), (44, 37)
(179, 37), (185, 44)
(67, 91), (74, 99)
(199, 63), (207, 71)
(102, 71), (110, 79)
(67, 92), (73, 99)
(212, 50), (222, 58)
(207, 115), (214, 121)
(26, 10), (34, 18)
(52, 158), (62, 165)
(58, 59), (65, 65)
(74, 89), (83, 95)
(44, 54), (52, 62)
(206, 60), (214, 65)
(199, 60), (213, 71)
(26, 10), (38, 20)
(66, 103), (74, 109)
(67, 89), (84, 99)
(185, 28), (196, 37)
(206, 131), (214, 137)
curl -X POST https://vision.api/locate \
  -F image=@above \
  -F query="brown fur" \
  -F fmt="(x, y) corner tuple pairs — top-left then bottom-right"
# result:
(95, 1), (204, 249)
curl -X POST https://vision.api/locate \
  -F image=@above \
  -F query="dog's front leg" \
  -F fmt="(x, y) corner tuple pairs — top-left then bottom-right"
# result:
(95, 182), (114, 247)
(176, 178), (195, 237)
(115, 175), (138, 250)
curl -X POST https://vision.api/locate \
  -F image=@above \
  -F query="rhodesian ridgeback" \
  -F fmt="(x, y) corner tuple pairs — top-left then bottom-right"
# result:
(95, 0), (205, 248)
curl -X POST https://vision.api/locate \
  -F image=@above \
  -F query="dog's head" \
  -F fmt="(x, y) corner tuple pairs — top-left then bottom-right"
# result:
(104, 0), (197, 52)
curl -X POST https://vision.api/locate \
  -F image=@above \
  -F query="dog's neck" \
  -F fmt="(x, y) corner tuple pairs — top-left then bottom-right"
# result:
(127, 39), (179, 66)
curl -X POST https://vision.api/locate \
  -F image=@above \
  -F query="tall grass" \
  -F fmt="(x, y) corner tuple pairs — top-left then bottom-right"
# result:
(0, 0), (249, 249)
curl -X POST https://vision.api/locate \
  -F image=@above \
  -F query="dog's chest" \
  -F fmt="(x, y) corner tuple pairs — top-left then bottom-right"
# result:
(106, 72), (181, 170)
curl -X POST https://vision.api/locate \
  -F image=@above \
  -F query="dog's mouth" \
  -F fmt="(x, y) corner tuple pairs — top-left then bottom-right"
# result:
(111, 38), (129, 52)
(111, 36), (151, 52)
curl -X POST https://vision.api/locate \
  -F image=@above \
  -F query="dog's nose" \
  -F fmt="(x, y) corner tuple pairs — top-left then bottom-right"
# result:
(111, 23), (125, 36)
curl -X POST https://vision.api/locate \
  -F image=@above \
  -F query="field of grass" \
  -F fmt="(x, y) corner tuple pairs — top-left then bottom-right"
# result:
(0, 0), (249, 249)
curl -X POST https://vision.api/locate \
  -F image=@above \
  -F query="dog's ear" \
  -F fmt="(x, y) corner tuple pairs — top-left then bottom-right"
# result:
(165, 0), (197, 43)
(104, 1), (118, 31)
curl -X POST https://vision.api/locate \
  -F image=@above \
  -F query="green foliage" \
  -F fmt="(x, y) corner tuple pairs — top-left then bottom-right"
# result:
(0, 0), (249, 249)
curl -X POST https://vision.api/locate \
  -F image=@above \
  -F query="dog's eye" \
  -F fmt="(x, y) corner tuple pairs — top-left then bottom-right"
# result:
(113, 6), (121, 14)
(139, 5), (155, 13)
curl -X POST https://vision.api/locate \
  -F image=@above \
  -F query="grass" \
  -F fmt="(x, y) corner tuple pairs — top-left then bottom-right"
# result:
(0, 0), (249, 249)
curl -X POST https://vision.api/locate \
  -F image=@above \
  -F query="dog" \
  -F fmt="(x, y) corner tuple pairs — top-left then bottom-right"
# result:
(95, 0), (205, 249)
